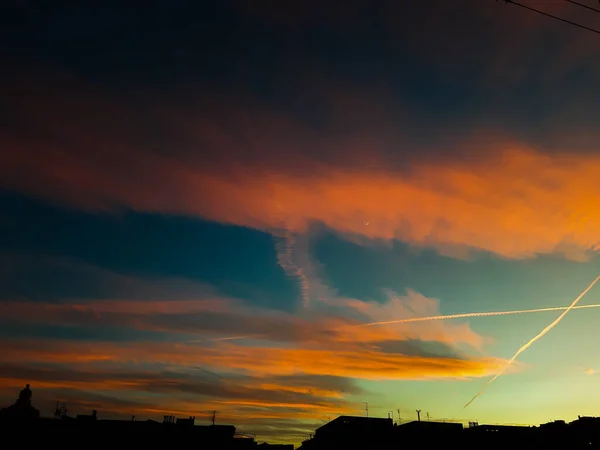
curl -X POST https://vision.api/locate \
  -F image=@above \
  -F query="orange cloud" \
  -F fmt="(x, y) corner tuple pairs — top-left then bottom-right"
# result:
(194, 147), (600, 260)
(3, 70), (600, 261)
(5, 135), (600, 260)
(192, 344), (508, 380)
(0, 338), (507, 381)
(0, 336), (504, 446)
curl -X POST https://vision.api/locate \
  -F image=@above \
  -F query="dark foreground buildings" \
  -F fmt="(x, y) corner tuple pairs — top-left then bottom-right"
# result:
(4, 384), (600, 449)
(298, 415), (600, 450)
(0, 385), (292, 450)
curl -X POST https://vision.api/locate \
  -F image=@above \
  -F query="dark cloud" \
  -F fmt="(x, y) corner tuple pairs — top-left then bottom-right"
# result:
(0, 252), (217, 302)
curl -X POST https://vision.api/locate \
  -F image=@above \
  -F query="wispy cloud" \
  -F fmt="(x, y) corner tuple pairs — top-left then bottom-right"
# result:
(0, 288), (487, 349)
(0, 337), (506, 384)
(0, 265), (505, 436)
(273, 229), (312, 307)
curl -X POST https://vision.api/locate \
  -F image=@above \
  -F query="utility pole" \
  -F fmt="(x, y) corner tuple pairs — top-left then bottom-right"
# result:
(363, 402), (369, 418)
(416, 410), (421, 422)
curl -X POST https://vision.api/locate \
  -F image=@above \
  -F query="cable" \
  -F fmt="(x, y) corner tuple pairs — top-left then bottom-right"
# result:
(566, 0), (600, 13)
(500, 0), (600, 35)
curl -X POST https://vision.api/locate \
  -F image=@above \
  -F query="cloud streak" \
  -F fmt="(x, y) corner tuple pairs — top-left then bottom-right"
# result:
(0, 338), (507, 382)
(359, 303), (600, 327)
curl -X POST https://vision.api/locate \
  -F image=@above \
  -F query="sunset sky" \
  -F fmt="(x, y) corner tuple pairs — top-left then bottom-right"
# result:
(3, 0), (600, 445)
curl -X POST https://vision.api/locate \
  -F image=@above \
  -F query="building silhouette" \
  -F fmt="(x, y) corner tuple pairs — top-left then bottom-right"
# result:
(299, 413), (600, 449)
(0, 384), (40, 419)
(0, 385), (286, 449)
(4, 384), (600, 449)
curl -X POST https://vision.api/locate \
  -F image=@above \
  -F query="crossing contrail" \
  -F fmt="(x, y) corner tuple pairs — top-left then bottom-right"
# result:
(463, 274), (600, 409)
(359, 303), (600, 327)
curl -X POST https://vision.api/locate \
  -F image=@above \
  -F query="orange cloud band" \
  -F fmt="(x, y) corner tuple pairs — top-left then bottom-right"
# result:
(4, 142), (600, 260)
(0, 339), (508, 381)
(197, 147), (600, 260)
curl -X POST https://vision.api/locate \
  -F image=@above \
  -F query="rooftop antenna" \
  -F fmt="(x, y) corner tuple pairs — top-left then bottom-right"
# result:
(211, 410), (218, 425)
(397, 409), (401, 424)
(416, 410), (422, 422)
(427, 412), (430, 421)
(54, 401), (67, 419)
(388, 410), (393, 420)
(363, 402), (369, 418)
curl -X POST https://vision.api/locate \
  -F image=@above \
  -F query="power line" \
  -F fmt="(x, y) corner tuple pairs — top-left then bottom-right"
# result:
(499, 0), (600, 35)
(566, 0), (600, 14)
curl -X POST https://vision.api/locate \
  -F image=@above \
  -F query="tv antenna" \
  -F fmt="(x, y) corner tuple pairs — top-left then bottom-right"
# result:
(427, 412), (430, 421)
(211, 410), (218, 425)
(416, 410), (422, 422)
(397, 409), (401, 424)
(54, 401), (67, 419)
(363, 402), (369, 418)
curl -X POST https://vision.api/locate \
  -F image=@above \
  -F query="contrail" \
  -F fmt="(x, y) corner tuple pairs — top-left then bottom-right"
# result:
(463, 274), (600, 409)
(359, 303), (600, 327)
(188, 334), (261, 344)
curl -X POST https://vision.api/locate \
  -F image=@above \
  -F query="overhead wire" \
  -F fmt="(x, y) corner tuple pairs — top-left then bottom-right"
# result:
(499, 0), (600, 35)
(565, 0), (600, 14)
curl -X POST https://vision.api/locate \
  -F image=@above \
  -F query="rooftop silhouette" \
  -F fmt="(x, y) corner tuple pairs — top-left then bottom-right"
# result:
(0, 385), (291, 449)
(297, 414), (600, 450)
(4, 384), (600, 449)
(0, 383), (39, 419)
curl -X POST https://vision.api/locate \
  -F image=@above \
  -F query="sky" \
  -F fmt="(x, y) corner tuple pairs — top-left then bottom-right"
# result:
(2, 0), (600, 445)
